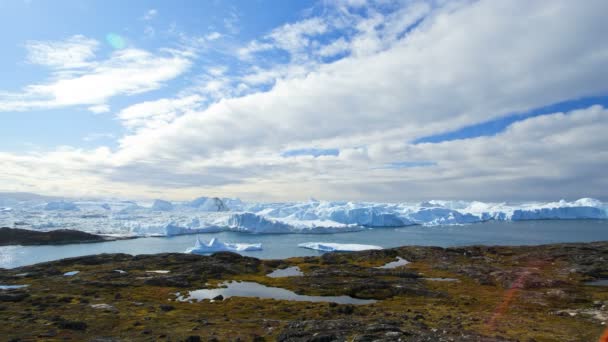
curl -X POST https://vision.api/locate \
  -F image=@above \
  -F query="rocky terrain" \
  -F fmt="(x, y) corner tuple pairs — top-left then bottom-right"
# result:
(1, 242), (607, 341)
(0, 227), (122, 246)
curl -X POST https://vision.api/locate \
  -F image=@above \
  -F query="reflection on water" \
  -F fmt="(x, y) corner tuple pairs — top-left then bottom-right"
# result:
(0, 285), (29, 290)
(376, 257), (409, 269)
(584, 279), (608, 286)
(423, 278), (459, 282)
(267, 266), (303, 278)
(176, 281), (376, 305)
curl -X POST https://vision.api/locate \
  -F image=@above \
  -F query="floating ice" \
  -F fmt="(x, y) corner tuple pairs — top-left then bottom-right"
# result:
(185, 237), (262, 254)
(44, 201), (79, 211)
(298, 242), (383, 252)
(1, 194), (605, 237)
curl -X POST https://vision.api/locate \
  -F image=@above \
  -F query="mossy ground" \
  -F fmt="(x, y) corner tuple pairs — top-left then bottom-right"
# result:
(1, 242), (607, 341)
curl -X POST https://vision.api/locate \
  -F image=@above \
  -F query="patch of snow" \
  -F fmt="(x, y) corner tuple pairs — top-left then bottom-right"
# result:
(146, 270), (170, 274)
(63, 271), (79, 276)
(298, 242), (383, 252)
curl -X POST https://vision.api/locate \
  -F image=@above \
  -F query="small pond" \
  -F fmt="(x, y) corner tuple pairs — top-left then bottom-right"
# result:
(0, 285), (29, 290)
(376, 257), (410, 269)
(266, 266), (304, 278)
(584, 279), (608, 286)
(176, 281), (376, 305)
(423, 277), (459, 282)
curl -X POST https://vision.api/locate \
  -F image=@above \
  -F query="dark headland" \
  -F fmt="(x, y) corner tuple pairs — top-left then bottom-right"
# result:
(1, 242), (607, 341)
(0, 227), (123, 246)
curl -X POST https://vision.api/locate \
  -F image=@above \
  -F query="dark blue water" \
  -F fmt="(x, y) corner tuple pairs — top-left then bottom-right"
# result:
(1, 220), (607, 269)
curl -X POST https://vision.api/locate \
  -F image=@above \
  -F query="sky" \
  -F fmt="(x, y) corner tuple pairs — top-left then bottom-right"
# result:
(0, 0), (607, 202)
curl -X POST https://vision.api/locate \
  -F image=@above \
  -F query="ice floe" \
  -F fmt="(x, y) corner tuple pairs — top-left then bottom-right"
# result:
(185, 237), (262, 254)
(298, 242), (383, 252)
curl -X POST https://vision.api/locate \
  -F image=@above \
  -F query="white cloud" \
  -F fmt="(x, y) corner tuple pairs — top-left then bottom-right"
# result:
(117, 95), (203, 130)
(143, 9), (158, 21)
(25, 35), (99, 70)
(0, 44), (193, 112)
(88, 104), (110, 113)
(205, 32), (222, 41)
(317, 37), (350, 57)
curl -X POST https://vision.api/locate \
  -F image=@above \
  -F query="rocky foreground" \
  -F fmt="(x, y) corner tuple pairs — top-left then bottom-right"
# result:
(1, 242), (607, 341)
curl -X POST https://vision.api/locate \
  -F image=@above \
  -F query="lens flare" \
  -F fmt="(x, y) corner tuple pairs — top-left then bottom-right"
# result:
(599, 327), (608, 342)
(106, 33), (126, 49)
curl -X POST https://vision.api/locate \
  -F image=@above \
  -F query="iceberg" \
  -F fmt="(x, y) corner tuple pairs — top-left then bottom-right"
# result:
(185, 237), (262, 254)
(2, 195), (606, 237)
(188, 197), (229, 211)
(151, 199), (173, 211)
(298, 242), (383, 252)
(44, 201), (79, 211)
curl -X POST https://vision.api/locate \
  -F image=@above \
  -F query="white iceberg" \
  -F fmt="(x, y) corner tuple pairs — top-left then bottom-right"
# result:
(151, 199), (173, 211)
(298, 242), (383, 252)
(185, 237), (262, 254)
(2, 195), (606, 237)
(188, 197), (229, 211)
(44, 201), (79, 211)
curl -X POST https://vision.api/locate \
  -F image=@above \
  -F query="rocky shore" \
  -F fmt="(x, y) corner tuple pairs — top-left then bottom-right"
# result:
(1, 242), (607, 341)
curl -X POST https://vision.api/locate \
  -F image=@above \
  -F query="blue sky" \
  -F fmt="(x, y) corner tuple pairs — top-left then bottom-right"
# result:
(0, 0), (317, 151)
(0, 0), (607, 201)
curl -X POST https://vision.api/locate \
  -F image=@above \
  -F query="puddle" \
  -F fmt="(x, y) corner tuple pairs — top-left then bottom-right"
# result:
(423, 278), (459, 282)
(63, 271), (80, 276)
(584, 279), (608, 286)
(376, 257), (410, 269)
(146, 270), (170, 274)
(0, 285), (29, 290)
(267, 266), (304, 278)
(176, 281), (376, 305)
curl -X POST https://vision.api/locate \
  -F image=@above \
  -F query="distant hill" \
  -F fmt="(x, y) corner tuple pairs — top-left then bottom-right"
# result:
(0, 192), (63, 202)
(0, 227), (108, 246)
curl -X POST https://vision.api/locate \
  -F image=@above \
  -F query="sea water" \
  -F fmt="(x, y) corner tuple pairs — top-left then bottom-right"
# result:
(1, 220), (607, 269)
